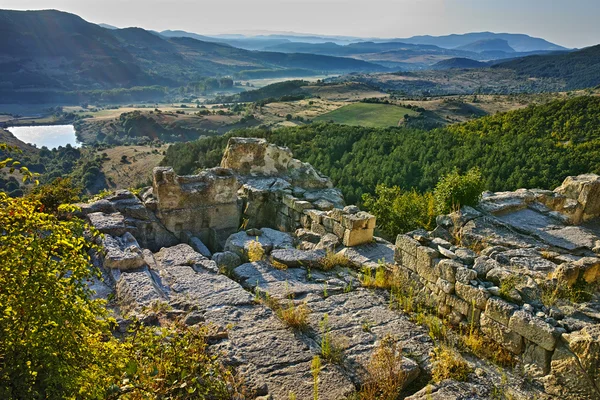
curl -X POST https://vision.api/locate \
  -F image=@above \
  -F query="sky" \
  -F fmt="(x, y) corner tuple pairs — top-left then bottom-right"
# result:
(0, 0), (598, 48)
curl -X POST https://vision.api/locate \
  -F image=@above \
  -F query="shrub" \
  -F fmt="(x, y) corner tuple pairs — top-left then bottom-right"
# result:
(319, 250), (352, 270)
(96, 321), (244, 399)
(0, 193), (108, 398)
(278, 301), (310, 331)
(359, 335), (408, 400)
(27, 177), (81, 213)
(363, 185), (436, 238)
(247, 238), (265, 262)
(431, 345), (472, 383)
(434, 168), (485, 215)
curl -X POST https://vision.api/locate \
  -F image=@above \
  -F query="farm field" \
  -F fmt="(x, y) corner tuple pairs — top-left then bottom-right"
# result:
(314, 102), (419, 128)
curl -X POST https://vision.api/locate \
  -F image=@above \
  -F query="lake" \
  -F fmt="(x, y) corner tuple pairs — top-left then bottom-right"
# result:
(6, 125), (80, 149)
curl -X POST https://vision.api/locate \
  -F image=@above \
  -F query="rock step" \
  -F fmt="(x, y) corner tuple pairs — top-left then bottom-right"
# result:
(232, 260), (434, 391)
(146, 246), (354, 399)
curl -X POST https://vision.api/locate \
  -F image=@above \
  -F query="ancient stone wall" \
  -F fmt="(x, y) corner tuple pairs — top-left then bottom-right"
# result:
(147, 137), (375, 250)
(151, 166), (241, 248)
(392, 174), (600, 397)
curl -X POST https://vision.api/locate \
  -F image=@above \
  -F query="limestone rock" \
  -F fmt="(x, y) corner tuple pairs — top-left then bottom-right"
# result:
(224, 228), (294, 260)
(508, 310), (559, 351)
(554, 174), (600, 224)
(211, 251), (242, 272)
(270, 249), (326, 268)
(103, 233), (146, 271)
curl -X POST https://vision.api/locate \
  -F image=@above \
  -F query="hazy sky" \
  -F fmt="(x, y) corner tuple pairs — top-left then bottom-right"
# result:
(1, 0), (598, 48)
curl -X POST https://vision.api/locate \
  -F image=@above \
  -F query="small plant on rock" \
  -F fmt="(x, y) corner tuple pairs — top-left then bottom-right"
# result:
(247, 238), (265, 262)
(359, 334), (408, 400)
(431, 345), (472, 383)
(319, 250), (352, 270)
(311, 356), (321, 400)
(278, 301), (310, 332)
(320, 314), (346, 364)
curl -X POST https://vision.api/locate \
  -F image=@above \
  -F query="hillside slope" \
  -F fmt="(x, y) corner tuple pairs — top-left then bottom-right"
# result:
(494, 44), (600, 89)
(163, 96), (600, 203)
(0, 9), (386, 94)
(456, 39), (515, 53)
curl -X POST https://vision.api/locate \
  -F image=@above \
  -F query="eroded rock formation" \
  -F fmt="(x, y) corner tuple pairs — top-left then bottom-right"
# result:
(81, 138), (600, 399)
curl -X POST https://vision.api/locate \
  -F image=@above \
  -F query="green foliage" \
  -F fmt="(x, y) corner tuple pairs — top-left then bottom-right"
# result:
(433, 168), (485, 214)
(212, 80), (309, 104)
(26, 177), (81, 213)
(164, 96), (600, 205)
(96, 321), (243, 400)
(362, 185), (435, 237)
(496, 44), (600, 90)
(0, 192), (108, 398)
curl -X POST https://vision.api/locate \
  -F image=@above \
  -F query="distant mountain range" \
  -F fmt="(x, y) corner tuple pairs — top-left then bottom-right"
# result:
(0, 9), (386, 94)
(392, 32), (567, 52)
(159, 30), (568, 69)
(1, 9), (598, 104)
(161, 30), (567, 52)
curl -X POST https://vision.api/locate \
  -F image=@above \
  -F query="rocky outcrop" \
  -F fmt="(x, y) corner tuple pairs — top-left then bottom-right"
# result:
(151, 166), (241, 247)
(80, 139), (600, 399)
(393, 174), (600, 398)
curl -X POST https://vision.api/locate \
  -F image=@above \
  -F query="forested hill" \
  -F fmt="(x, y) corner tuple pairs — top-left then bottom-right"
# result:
(494, 44), (600, 89)
(0, 9), (386, 93)
(162, 96), (600, 204)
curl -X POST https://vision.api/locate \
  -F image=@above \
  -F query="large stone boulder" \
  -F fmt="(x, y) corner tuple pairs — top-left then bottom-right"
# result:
(102, 232), (146, 271)
(553, 174), (600, 224)
(224, 228), (295, 261)
(221, 137), (333, 189)
(545, 325), (600, 399)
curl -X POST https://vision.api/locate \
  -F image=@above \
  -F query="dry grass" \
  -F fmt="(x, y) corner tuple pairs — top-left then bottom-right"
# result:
(98, 145), (168, 190)
(431, 345), (472, 383)
(462, 331), (515, 368)
(359, 335), (408, 400)
(319, 250), (352, 271)
(278, 301), (310, 332)
(247, 239), (265, 262)
(360, 266), (393, 289)
(271, 260), (289, 270)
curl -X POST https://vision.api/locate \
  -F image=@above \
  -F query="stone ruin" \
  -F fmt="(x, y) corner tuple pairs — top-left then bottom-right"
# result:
(79, 137), (600, 399)
(147, 137), (375, 251)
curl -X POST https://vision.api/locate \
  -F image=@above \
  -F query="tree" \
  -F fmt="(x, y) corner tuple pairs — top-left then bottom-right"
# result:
(0, 192), (110, 398)
(434, 168), (485, 214)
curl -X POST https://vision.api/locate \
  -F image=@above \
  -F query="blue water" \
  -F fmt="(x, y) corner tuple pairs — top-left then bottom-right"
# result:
(7, 125), (80, 149)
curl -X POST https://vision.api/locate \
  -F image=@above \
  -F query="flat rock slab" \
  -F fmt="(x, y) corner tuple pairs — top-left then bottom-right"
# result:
(338, 238), (395, 268)
(225, 228), (295, 260)
(233, 261), (346, 299)
(115, 268), (165, 310)
(304, 289), (433, 380)
(141, 247), (355, 399)
(496, 208), (599, 251)
(270, 248), (326, 267)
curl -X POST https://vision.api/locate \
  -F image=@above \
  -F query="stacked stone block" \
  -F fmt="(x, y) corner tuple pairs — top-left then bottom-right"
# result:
(394, 233), (563, 374)
(239, 182), (376, 247)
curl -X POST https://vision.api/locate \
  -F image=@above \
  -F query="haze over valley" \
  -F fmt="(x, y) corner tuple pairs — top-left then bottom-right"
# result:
(2, 2), (600, 400)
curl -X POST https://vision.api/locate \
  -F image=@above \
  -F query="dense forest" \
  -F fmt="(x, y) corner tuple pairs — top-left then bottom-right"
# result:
(163, 96), (600, 204)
